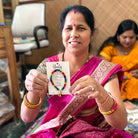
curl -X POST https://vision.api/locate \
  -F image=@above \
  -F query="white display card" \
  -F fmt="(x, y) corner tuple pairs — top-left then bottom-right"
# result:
(46, 62), (70, 95)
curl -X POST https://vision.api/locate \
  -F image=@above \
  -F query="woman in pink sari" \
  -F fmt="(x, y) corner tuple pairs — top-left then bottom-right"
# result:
(20, 5), (133, 138)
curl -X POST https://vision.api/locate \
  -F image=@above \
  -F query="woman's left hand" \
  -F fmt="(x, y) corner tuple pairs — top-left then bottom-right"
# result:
(131, 69), (138, 79)
(69, 75), (106, 99)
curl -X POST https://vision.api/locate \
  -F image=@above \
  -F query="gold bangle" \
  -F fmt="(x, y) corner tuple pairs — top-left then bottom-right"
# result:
(24, 92), (42, 109)
(98, 98), (118, 115)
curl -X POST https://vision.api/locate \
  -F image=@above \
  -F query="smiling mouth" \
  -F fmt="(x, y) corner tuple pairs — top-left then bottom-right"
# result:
(124, 43), (130, 47)
(69, 42), (80, 45)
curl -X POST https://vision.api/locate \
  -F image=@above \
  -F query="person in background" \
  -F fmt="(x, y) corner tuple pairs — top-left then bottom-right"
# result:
(20, 5), (133, 138)
(98, 19), (138, 110)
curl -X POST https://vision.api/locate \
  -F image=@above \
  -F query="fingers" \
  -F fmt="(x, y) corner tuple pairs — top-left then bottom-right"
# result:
(71, 85), (93, 95)
(70, 75), (96, 94)
(25, 69), (48, 93)
(131, 70), (138, 78)
(70, 75), (90, 91)
(29, 69), (48, 83)
(70, 75), (105, 100)
(25, 79), (44, 92)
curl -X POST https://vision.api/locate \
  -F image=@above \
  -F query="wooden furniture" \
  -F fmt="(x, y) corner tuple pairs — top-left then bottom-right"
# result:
(0, 26), (21, 125)
(19, 0), (54, 4)
(3, 0), (19, 13)
(0, 0), (4, 23)
(0, 0), (19, 25)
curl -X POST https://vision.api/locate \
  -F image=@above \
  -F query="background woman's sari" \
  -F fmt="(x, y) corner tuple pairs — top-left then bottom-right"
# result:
(100, 41), (138, 100)
(26, 55), (133, 138)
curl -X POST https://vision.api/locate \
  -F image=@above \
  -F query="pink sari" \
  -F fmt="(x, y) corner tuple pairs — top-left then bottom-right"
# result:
(27, 55), (133, 138)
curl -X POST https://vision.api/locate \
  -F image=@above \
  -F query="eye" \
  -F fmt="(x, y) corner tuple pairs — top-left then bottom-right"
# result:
(65, 27), (72, 31)
(78, 27), (85, 31)
(130, 36), (135, 39)
(122, 36), (127, 39)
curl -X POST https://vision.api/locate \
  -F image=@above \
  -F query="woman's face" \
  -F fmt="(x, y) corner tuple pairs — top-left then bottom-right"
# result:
(62, 10), (92, 55)
(118, 30), (137, 48)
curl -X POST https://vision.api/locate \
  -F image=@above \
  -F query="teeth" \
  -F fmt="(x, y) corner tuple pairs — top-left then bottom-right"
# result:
(70, 42), (79, 44)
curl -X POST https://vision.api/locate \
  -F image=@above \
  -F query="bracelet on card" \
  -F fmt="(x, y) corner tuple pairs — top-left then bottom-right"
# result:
(24, 92), (42, 109)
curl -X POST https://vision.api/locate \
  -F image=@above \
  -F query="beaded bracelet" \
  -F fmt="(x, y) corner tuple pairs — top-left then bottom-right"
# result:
(50, 69), (67, 97)
(24, 92), (42, 109)
(98, 98), (118, 115)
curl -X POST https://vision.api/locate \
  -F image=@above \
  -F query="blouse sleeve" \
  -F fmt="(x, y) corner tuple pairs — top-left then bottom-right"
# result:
(99, 46), (116, 61)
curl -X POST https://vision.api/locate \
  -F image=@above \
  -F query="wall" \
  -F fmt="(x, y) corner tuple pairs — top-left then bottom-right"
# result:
(25, 0), (138, 65)
(25, 0), (80, 65)
(82, 0), (138, 55)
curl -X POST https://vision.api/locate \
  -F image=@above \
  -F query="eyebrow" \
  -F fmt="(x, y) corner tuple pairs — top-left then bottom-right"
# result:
(65, 24), (85, 27)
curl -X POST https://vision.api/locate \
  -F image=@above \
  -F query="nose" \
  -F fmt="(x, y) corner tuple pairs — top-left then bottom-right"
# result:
(126, 38), (130, 43)
(70, 29), (79, 38)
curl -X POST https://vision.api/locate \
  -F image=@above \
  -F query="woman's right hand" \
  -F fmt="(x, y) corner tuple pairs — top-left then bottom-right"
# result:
(21, 69), (48, 122)
(25, 69), (49, 94)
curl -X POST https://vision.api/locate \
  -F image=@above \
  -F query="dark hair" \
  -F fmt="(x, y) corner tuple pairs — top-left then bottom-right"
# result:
(60, 5), (95, 52)
(60, 5), (95, 33)
(97, 19), (138, 55)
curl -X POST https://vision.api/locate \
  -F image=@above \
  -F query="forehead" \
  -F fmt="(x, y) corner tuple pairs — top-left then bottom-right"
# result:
(64, 11), (86, 25)
(121, 30), (136, 36)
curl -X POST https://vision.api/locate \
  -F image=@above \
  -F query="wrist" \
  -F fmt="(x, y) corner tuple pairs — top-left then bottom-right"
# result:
(96, 91), (118, 115)
(97, 92), (115, 112)
(99, 97), (118, 115)
(27, 92), (40, 105)
(95, 90), (108, 104)
(24, 92), (42, 109)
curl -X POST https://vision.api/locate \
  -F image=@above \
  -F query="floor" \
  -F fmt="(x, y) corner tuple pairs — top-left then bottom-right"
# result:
(0, 117), (36, 138)
(0, 64), (49, 138)
(0, 96), (49, 138)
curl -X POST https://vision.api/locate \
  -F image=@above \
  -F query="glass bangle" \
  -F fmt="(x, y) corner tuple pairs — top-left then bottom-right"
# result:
(98, 98), (118, 115)
(24, 92), (42, 109)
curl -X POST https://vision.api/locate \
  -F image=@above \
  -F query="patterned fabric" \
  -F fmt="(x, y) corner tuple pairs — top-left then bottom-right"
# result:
(99, 41), (138, 100)
(21, 103), (138, 137)
(26, 55), (133, 138)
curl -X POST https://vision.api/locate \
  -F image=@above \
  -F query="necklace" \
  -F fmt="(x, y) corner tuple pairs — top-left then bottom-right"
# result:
(50, 68), (67, 97)
(62, 52), (90, 62)
(62, 52), (91, 77)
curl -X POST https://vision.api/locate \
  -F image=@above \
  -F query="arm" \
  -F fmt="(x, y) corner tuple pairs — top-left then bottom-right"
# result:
(70, 75), (127, 130)
(20, 69), (48, 122)
(99, 77), (127, 129)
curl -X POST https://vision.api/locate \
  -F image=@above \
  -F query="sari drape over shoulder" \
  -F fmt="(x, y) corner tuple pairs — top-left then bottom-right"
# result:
(100, 41), (138, 100)
(26, 55), (133, 138)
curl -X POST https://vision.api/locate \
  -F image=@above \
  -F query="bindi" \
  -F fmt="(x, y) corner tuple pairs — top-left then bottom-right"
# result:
(74, 8), (77, 14)
(73, 24), (76, 26)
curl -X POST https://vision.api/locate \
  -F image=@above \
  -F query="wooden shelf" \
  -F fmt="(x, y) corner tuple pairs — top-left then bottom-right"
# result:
(19, 0), (54, 4)
(0, 0), (19, 25)
(3, 6), (12, 10)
